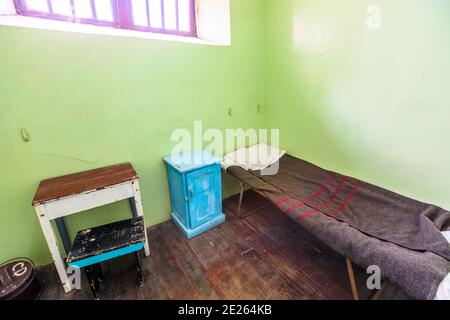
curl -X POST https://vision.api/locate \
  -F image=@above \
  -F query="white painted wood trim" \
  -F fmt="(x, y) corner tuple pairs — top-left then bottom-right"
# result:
(43, 182), (134, 220)
(196, 0), (231, 45)
(132, 180), (150, 256)
(0, 14), (227, 46)
(34, 205), (73, 293)
(0, 0), (16, 15)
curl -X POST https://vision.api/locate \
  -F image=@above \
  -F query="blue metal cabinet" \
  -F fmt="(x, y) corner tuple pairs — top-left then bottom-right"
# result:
(164, 151), (225, 239)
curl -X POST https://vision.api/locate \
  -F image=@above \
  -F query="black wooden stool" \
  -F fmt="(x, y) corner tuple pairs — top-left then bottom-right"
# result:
(66, 217), (146, 299)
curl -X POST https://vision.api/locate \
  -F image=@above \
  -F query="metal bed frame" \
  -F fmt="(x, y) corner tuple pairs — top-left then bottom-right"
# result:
(234, 181), (389, 300)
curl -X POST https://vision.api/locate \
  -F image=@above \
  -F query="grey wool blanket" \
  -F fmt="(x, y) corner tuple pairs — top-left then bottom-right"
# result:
(227, 154), (450, 300)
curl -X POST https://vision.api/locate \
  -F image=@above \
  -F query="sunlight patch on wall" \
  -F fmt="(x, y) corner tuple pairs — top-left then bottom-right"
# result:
(292, 9), (335, 55)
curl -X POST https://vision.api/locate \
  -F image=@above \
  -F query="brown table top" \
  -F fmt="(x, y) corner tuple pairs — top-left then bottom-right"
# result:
(32, 163), (138, 206)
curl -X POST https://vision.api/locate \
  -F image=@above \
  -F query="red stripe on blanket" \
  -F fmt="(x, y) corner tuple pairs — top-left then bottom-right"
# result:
(286, 201), (306, 214)
(329, 180), (362, 217)
(284, 173), (337, 214)
(297, 176), (349, 221)
(275, 197), (292, 206)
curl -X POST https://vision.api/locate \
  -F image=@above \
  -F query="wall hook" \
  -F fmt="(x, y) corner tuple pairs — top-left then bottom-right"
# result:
(21, 128), (31, 142)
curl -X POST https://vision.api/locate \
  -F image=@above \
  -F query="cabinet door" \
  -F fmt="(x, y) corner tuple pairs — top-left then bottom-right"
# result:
(186, 165), (222, 229)
(167, 166), (190, 226)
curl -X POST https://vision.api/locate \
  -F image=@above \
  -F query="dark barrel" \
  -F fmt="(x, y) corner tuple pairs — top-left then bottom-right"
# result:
(0, 258), (42, 300)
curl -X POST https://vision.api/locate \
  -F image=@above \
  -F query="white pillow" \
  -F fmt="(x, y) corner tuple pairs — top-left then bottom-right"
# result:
(222, 147), (250, 170)
(246, 143), (286, 170)
(222, 143), (286, 171)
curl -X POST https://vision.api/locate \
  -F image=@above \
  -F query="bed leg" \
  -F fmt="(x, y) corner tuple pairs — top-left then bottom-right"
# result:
(346, 258), (360, 300)
(370, 281), (388, 300)
(237, 182), (245, 218)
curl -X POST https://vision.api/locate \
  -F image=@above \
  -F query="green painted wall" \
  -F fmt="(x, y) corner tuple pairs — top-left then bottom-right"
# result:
(264, 0), (450, 209)
(0, 0), (265, 265)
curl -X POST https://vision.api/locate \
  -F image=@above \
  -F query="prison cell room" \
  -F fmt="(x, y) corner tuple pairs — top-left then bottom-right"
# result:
(1, 0), (449, 303)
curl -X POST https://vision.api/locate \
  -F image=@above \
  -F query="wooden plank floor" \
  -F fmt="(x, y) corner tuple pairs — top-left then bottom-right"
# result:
(37, 190), (412, 300)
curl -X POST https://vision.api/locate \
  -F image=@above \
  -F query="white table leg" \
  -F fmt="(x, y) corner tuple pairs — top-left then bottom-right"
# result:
(132, 180), (150, 256)
(35, 205), (73, 293)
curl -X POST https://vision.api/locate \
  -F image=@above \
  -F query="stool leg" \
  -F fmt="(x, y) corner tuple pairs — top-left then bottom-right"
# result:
(85, 266), (101, 300)
(135, 252), (144, 287)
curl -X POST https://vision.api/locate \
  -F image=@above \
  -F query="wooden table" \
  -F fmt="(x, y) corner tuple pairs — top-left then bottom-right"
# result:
(32, 163), (150, 293)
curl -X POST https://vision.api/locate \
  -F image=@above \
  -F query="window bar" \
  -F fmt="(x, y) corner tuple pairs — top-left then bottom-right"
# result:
(145, 0), (150, 27)
(190, 0), (196, 35)
(175, 0), (179, 31)
(90, 0), (97, 19)
(160, 0), (165, 29)
(116, 0), (131, 29)
(69, 0), (75, 16)
(110, 0), (119, 24)
(12, 0), (20, 13)
(46, 0), (53, 13)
